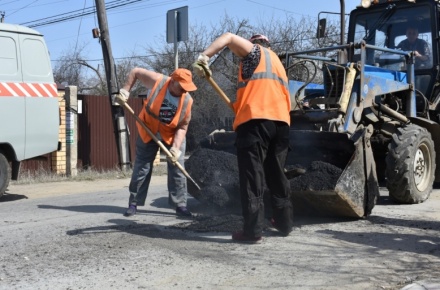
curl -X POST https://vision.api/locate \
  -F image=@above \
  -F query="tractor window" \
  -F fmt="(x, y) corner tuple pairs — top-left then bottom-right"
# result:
(351, 4), (432, 70)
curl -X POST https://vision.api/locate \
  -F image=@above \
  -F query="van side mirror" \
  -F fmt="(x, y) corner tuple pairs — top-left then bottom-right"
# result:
(317, 18), (327, 38)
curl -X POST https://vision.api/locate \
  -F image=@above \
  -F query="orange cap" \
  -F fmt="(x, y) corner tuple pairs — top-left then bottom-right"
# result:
(171, 68), (197, 92)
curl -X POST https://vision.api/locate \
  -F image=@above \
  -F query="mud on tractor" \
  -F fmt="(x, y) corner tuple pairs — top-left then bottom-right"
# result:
(187, 0), (440, 218)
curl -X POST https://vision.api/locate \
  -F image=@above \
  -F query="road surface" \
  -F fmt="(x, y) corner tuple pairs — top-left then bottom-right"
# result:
(0, 177), (439, 289)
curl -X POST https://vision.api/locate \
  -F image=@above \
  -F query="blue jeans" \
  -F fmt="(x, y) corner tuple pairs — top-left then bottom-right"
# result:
(128, 136), (188, 208)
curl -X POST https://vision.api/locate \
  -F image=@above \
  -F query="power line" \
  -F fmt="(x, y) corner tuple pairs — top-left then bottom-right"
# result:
(7, 0), (39, 17)
(21, 0), (146, 28)
(20, 0), (121, 25)
(0, 0), (21, 6)
(74, 0), (88, 55)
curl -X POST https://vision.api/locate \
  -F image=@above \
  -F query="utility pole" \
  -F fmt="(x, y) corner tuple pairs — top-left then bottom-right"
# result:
(1, 11), (5, 23)
(94, 0), (131, 171)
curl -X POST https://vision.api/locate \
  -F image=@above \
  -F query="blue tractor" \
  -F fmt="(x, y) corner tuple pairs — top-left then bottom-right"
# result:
(283, 0), (440, 217)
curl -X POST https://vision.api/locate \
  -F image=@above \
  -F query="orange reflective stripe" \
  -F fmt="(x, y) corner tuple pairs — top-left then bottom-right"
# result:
(0, 82), (17, 97)
(0, 82), (57, 97)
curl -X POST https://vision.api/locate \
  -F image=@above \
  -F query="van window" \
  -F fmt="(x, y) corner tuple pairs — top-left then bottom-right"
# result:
(0, 36), (18, 76)
(22, 38), (51, 78)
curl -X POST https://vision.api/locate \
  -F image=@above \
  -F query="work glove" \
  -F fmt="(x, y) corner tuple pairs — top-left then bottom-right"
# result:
(113, 88), (130, 105)
(167, 147), (182, 164)
(192, 53), (212, 78)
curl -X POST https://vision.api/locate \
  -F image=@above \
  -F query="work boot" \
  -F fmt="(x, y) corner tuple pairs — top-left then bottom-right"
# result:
(232, 231), (262, 244)
(270, 218), (292, 237)
(124, 205), (137, 217)
(176, 206), (192, 217)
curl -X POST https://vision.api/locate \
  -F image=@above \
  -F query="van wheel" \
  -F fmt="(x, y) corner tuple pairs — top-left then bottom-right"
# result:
(0, 153), (9, 198)
(386, 124), (435, 203)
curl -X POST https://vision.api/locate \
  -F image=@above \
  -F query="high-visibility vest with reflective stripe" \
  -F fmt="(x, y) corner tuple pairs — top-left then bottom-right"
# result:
(138, 75), (193, 146)
(234, 45), (291, 130)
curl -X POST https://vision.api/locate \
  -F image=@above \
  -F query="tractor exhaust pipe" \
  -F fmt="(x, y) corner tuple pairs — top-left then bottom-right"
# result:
(340, 0), (345, 45)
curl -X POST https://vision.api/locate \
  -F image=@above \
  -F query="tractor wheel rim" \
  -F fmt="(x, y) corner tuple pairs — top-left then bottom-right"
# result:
(414, 144), (430, 191)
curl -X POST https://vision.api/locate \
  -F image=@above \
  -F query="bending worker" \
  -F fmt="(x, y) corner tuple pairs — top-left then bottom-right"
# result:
(116, 68), (197, 217)
(193, 33), (293, 243)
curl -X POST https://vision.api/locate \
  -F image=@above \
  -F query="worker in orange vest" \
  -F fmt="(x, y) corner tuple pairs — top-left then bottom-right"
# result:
(116, 68), (197, 217)
(193, 33), (293, 243)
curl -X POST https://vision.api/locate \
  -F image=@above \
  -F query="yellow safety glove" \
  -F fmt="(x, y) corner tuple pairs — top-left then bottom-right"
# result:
(192, 53), (212, 78)
(167, 147), (182, 164)
(113, 88), (130, 105)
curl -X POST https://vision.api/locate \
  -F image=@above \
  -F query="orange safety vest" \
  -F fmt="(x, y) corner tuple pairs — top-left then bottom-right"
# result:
(234, 45), (291, 130)
(137, 75), (193, 146)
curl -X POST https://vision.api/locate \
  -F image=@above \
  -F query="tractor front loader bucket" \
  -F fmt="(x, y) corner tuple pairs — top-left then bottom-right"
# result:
(287, 126), (379, 218)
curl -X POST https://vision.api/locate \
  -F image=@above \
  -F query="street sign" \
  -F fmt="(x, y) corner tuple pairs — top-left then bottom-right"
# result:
(166, 6), (188, 43)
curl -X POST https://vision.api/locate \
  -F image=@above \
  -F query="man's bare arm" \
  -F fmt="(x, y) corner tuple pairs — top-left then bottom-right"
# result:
(203, 32), (254, 59)
(172, 110), (191, 150)
(122, 68), (162, 91)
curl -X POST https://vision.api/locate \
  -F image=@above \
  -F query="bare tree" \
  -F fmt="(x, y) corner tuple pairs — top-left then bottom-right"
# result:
(53, 43), (146, 96)
(52, 44), (106, 94)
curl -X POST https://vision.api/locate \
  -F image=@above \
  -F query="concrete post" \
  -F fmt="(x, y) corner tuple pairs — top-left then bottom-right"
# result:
(65, 86), (78, 177)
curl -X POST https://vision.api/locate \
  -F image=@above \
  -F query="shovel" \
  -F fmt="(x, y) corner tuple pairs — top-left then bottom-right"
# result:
(196, 63), (235, 112)
(115, 96), (201, 190)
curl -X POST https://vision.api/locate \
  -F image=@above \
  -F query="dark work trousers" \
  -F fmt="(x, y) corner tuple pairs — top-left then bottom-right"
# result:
(235, 119), (293, 237)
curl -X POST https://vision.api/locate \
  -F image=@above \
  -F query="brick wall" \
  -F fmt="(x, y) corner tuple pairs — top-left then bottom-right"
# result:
(51, 91), (67, 174)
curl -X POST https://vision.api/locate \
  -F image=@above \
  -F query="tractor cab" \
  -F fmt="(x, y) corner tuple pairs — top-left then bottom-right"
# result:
(348, 0), (437, 101)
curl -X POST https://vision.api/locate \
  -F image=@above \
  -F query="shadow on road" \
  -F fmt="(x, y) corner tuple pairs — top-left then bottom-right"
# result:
(0, 192), (28, 202)
(317, 227), (440, 256)
(368, 215), (440, 232)
(65, 218), (230, 244)
(37, 203), (177, 217)
(377, 195), (398, 205)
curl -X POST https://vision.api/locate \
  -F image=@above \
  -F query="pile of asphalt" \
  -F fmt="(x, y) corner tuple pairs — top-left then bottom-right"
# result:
(185, 148), (241, 210)
(290, 161), (343, 191)
(173, 214), (243, 232)
(172, 213), (274, 233)
(185, 148), (344, 219)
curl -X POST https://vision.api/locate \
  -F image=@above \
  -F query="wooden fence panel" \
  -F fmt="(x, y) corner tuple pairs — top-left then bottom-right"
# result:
(20, 154), (52, 173)
(77, 95), (143, 170)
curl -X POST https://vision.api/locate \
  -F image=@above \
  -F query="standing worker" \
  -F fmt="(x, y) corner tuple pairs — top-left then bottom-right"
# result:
(116, 68), (197, 217)
(193, 33), (293, 243)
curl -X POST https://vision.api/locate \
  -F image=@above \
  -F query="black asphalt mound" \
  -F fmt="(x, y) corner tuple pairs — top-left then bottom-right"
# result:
(290, 161), (343, 191)
(171, 214), (275, 233)
(186, 148), (345, 217)
(185, 148), (241, 209)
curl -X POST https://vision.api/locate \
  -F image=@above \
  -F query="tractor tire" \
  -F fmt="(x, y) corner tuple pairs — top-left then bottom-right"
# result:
(0, 152), (9, 199)
(386, 124), (435, 203)
(371, 134), (390, 184)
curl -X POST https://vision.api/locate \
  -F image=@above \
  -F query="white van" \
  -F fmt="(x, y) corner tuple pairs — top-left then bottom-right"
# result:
(0, 23), (59, 197)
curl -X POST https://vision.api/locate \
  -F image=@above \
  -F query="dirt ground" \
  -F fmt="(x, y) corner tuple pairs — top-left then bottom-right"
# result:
(1, 176), (440, 289)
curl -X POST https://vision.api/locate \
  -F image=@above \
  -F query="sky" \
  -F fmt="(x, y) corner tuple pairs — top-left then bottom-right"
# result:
(0, 0), (359, 67)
